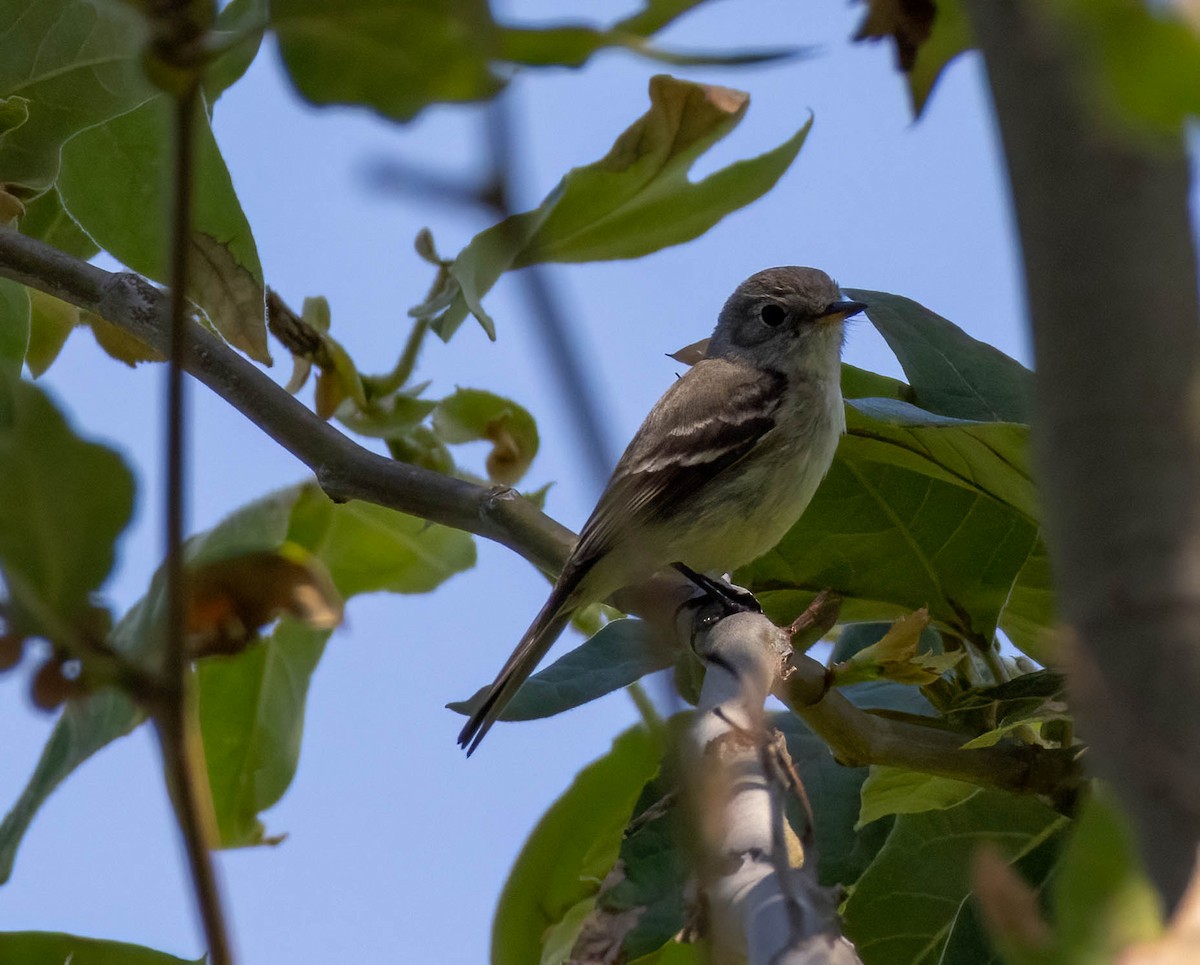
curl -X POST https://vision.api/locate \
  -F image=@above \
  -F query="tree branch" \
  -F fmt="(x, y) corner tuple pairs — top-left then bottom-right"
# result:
(0, 225), (1087, 812)
(689, 608), (861, 964)
(0, 226), (577, 580)
(776, 651), (1081, 807)
(968, 0), (1200, 904)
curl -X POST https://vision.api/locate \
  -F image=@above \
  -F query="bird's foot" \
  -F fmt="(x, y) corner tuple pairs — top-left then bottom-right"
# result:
(673, 564), (762, 615)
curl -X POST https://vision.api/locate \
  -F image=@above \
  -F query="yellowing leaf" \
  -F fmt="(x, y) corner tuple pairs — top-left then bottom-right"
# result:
(426, 75), (810, 339)
(26, 290), (78, 377)
(84, 310), (166, 367)
(833, 607), (962, 685)
(185, 544), (343, 658)
(313, 369), (346, 421)
(0, 188), (24, 225)
(190, 232), (271, 365)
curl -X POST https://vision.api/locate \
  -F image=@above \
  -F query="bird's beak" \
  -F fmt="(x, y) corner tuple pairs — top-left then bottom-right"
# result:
(820, 299), (868, 322)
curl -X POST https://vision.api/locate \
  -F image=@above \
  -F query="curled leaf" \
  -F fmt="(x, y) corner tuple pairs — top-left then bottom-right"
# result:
(432, 387), (538, 485)
(185, 544), (343, 658)
(313, 369), (346, 421)
(833, 607), (961, 686)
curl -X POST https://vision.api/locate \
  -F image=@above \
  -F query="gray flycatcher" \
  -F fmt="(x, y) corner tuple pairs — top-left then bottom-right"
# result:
(459, 266), (865, 754)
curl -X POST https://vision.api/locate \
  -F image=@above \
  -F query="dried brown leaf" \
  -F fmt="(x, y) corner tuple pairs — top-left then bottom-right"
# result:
(186, 545), (343, 658)
(854, 0), (937, 71)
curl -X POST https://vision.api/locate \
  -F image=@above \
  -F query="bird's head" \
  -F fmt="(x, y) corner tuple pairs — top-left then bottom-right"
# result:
(707, 266), (866, 377)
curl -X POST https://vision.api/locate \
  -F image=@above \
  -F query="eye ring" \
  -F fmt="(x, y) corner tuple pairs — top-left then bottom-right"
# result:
(759, 303), (787, 327)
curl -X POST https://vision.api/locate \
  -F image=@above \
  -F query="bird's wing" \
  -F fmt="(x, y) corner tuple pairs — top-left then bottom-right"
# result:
(573, 358), (786, 567)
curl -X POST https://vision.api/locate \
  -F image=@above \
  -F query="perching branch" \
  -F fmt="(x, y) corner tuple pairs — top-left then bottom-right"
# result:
(689, 607), (861, 964)
(969, 0), (1200, 904)
(0, 222), (1090, 813)
(0, 226), (576, 581)
(0, 226), (1088, 810)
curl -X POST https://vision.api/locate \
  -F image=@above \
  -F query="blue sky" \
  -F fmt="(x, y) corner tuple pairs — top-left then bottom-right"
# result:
(0, 0), (1051, 960)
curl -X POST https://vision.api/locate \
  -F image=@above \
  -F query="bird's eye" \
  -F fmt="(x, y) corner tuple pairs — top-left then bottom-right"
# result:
(759, 303), (787, 327)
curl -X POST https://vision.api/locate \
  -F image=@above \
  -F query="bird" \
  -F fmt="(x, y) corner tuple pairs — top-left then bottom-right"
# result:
(459, 266), (865, 754)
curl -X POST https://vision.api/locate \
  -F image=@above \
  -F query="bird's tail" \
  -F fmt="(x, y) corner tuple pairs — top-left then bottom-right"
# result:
(458, 565), (591, 755)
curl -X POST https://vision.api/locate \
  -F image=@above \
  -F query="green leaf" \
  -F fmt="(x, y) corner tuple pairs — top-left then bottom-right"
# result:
(744, 449), (1040, 640)
(0, 278), (30, 379)
(270, 0), (504, 123)
(629, 943), (700, 965)
(448, 618), (672, 722)
(0, 487), (302, 881)
(25, 290), (78, 378)
(1050, 787), (1162, 960)
(540, 896), (598, 965)
(0, 0), (153, 194)
(772, 680), (935, 887)
(0, 690), (142, 884)
(857, 766), (978, 828)
(57, 98), (270, 363)
(1059, 0), (1200, 131)
(288, 491), (476, 597)
(842, 789), (1067, 963)
(908, 0), (972, 117)
(0, 931), (201, 964)
(430, 75), (810, 339)
(497, 0), (797, 69)
(494, 725), (663, 965)
(0, 370), (134, 640)
(0, 94), (29, 135)
(432, 387), (539, 485)
(1000, 538), (1057, 662)
(594, 769), (689, 961)
(204, 0), (267, 104)
(845, 399), (1036, 519)
(940, 825), (1062, 965)
(0, 482), (475, 877)
(841, 362), (913, 402)
(498, 24), (794, 70)
(17, 188), (100, 261)
(198, 619), (329, 847)
(847, 288), (1033, 423)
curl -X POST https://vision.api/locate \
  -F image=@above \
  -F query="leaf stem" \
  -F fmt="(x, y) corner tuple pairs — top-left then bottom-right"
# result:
(363, 315), (430, 398)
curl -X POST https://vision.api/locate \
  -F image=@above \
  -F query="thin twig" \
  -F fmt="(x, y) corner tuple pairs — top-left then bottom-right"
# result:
(158, 75), (234, 965)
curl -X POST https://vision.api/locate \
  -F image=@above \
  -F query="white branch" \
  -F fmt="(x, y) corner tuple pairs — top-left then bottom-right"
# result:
(688, 609), (861, 964)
